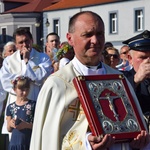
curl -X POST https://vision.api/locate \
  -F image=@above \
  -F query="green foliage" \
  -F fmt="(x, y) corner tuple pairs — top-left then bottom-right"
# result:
(32, 44), (43, 52)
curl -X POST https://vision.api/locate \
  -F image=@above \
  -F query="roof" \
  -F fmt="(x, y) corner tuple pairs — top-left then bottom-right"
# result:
(44, 0), (121, 11)
(3, 0), (31, 3)
(4, 0), (60, 13)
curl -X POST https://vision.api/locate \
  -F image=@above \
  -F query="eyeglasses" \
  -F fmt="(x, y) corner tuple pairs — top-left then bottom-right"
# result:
(121, 51), (129, 55)
(108, 54), (118, 59)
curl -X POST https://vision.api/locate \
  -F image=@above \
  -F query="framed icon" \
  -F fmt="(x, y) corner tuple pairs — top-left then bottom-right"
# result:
(73, 74), (146, 142)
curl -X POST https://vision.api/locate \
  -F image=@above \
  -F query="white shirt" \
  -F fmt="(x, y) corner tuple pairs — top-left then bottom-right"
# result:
(59, 57), (70, 69)
(72, 57), (106, 75)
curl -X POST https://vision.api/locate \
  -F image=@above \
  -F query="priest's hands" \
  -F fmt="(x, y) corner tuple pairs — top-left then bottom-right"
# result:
(129, 130), (150, 149)
(88, 131), (150, 150)
(88, 134), (115, 150)
(20, 47), (30, 63)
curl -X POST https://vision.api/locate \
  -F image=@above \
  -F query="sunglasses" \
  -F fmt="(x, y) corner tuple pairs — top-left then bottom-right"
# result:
(108, 54), (118, 59)
(121, 51), (129, 55)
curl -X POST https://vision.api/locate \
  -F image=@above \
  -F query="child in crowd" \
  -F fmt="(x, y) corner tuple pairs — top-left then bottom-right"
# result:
(6, 76), (36, 150)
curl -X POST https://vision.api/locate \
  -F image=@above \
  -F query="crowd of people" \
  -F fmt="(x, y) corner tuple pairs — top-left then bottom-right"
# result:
(0, 10), (150, 150)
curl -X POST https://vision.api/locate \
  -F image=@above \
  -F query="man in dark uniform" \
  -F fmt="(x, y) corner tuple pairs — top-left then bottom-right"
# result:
(123, 30), (150, 131)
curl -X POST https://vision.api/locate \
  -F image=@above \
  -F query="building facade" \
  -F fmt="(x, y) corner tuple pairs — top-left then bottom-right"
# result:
(0, 0), (55, 52)
(43, 0), (150, 50)
(0, 0), (149, 51)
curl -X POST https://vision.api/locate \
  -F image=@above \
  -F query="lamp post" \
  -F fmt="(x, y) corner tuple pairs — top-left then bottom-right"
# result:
(35, 23), (40, 27)
(34, 16), (50, 52)
(35, 18), (50, 27)
(35, 18), (41, 27)
(45, 18), (50, 27)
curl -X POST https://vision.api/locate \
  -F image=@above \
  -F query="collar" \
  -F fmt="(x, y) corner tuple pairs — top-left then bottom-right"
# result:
(72, 57), (106, 75)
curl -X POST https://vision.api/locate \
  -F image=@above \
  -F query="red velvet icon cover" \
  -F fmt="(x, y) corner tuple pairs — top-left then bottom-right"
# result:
(73, 74), (146, 142)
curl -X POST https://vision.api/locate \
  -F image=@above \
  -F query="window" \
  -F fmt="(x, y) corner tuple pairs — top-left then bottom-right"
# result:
(53, 19), (59, 35)
(109, 12), (117, 34)
(135, 9), (144, 31)
(0, 2), (4, 13)
(1, 28), (6, 43)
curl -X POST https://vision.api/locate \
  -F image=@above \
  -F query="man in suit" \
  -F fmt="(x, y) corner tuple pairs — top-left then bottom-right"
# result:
(123, 30), (150, 132)
(30, 11), (149, 150)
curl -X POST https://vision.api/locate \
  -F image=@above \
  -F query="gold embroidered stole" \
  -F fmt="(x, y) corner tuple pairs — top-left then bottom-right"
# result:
(62, 99), (88, 150)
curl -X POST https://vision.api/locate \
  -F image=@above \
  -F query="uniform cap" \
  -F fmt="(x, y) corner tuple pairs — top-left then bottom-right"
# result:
(122, 30), (150, 51)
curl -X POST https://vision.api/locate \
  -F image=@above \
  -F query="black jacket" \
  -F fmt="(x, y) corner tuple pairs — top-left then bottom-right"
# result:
(123, 69), (150, 114)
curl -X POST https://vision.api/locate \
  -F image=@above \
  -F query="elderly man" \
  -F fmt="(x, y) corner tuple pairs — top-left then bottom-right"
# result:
(120, 45), (130, 60)
(2, 41), (16, 58)
(123, 30), (150, 131)
(116, 45), (132, 71)
(30, 11), (149, 150)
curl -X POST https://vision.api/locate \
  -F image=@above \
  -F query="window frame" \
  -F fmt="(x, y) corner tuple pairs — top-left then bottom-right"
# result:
(134, 8), (144, 32)
(109, 11), (118, 34)
(1, 27), (7, 43)
(53, 19), (60, 36)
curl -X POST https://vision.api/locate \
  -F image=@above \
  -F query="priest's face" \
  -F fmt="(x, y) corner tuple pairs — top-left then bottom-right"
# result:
(67, 13), (105, 66)
(15, 34), (33, 52)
